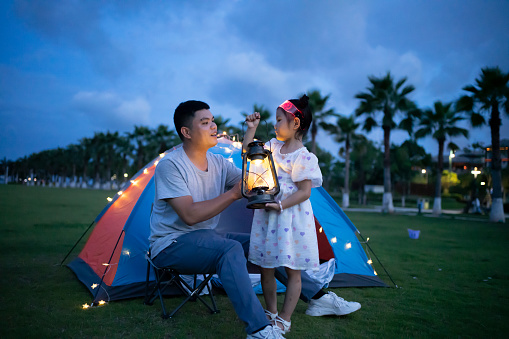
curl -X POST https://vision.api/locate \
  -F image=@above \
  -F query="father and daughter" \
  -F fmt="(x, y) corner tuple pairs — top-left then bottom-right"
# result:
(149, 96), (360, 339)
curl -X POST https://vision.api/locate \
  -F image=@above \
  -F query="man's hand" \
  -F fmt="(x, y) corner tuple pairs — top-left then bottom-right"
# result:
(245, 112), (261, 129)
(230, 180), (243, 200)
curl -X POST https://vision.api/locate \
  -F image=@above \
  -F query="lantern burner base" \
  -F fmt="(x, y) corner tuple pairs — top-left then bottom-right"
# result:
(246, 194), (277, 209)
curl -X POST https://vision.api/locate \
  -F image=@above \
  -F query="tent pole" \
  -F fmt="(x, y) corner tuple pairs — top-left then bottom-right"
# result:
(357, 231), (398, 288)
(92, 229), (125, 304)
(60, 220), (95, 266)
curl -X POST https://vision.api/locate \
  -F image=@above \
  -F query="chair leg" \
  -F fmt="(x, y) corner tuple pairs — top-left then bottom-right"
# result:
(144, 264), (220, 319)
(203, 274), (219, 314)
(143, 261), (153, 305)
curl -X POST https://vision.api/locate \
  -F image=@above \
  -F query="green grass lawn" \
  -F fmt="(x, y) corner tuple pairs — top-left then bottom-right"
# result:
(1, 185), (508, 338)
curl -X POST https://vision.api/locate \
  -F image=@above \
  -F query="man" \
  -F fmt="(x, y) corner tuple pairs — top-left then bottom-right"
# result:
(149, 100), (360, 338)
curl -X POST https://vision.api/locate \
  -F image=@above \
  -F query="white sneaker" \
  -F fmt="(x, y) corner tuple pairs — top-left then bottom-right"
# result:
(305, 291), (361, 316)
(247, 325), (285, 339)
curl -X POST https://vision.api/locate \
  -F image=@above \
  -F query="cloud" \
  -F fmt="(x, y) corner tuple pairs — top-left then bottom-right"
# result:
(14, 0), (132, 78)
(3, 0), (509, 161)
(72, 91), (150, 129)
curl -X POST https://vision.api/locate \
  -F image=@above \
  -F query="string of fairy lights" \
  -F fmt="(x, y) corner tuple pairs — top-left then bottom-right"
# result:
(80, 132), (382, 310)
(81, 134), (242, 310)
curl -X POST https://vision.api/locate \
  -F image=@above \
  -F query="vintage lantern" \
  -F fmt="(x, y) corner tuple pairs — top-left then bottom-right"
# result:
(241, 140), (280, 209)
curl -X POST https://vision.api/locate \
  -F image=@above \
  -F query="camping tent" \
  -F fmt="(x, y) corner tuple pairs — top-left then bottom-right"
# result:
(68, 140), (386, 304)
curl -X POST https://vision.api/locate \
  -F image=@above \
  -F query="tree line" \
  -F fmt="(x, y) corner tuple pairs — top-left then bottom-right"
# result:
(2, 66), (508, 222)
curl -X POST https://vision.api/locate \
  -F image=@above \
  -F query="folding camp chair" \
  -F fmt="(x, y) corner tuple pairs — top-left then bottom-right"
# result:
(143, 250), (219, 319)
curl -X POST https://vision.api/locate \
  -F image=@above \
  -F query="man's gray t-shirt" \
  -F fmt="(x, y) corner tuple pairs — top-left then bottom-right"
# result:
(149, 146), (241, 258)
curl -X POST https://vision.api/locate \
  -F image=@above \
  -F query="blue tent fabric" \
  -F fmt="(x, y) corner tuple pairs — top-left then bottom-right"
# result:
(68, 141), (386, 303)
(311, 187), (375, 277)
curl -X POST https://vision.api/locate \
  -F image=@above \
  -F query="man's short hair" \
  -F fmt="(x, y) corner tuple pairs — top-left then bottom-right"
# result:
(174, 100), (210, 141)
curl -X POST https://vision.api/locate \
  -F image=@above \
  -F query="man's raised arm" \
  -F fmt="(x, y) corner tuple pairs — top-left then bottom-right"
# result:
(165, 180), (242, 226)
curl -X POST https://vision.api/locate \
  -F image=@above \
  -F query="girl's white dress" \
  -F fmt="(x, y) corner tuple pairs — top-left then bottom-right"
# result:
(248, 138), (323, 271)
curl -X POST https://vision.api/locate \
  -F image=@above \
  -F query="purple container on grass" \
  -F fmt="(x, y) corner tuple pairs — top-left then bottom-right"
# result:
(408, 229), (420, 239)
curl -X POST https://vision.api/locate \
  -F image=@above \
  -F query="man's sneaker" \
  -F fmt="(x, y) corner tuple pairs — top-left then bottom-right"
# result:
(247, 325), (285, 339)
(305, 291), (361, 316)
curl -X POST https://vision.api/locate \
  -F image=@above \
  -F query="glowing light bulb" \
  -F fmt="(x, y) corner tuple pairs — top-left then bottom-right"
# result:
(366, 237), (370, 242)
(319, 227), (323, 233)
(374, 270), (378, 276)
(251, 159), (263, 166)
(159, 153), (165, 158)
(143, 169), (149, 174)
(102, 263), (110, 266)
(154, 160), (159, 166)
(91, 284), (98, 289)
(107, 197), (113, 202)
(345, 242), (352, 249)
(82, 303), (90, 309)
(130, 180), (138, 185)
(330, 237), (337, 244)
(117, 191), (123, 196)
(124, 173), (128, 178)
(228, 158), (234, 163)
(123, 250), (130, 256)
(98, 300), (106, 305)
(367, 259), (373, 265)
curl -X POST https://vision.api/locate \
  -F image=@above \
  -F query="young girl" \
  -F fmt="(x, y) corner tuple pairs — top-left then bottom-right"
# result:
(243, 95), (322, 334)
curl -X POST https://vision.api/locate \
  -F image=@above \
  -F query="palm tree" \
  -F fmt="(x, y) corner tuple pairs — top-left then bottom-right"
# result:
(102, 131), (120, 189)
(307, 90), (334, 154)
(355, 72), (417, 213)
(90, 132), (107, 188)
(350, 136), (383, 205)
(150, 124), (178, 155)
(320, 114), (360, 208)
(1, 157), (11, 184)
(78, 137), (93, 188)
(415, 101), (469, 215)
(116, 135), (134, 182)
(129, 126), (152, 171)
(457, 66), (509, 223)
(66, 143), (83, 187)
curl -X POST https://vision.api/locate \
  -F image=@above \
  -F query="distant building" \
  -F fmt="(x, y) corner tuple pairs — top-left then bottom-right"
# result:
(431, 139), (509, 174)
(434, 151), (485, 173)
(484, 145), (509, 169)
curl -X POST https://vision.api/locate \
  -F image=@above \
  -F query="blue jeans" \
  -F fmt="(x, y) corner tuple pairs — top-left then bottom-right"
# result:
(153, 229), (322, 334)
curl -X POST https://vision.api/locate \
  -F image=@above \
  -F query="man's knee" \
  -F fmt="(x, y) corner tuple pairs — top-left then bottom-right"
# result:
(224, 239), (245, 257)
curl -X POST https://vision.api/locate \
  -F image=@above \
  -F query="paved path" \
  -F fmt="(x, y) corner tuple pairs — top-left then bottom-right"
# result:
(343, 206), (461, 214)
(343, 206), (509, 221)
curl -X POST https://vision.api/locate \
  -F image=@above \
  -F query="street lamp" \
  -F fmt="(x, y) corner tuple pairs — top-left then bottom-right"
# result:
(421, 168), (428, 184)
(449, 150), (455, 171)
(471, 167), (481, 178)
